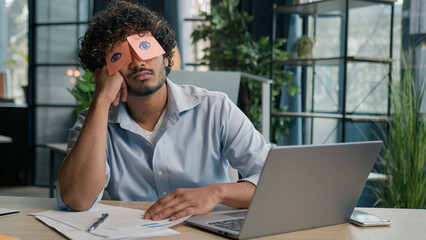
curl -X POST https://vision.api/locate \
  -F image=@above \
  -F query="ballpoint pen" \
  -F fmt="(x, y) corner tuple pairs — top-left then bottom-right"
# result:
(88, 213), (109, 232)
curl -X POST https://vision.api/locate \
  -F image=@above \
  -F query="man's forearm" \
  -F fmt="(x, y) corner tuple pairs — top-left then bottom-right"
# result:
(57, 96), (111, 211)
(215, 182), (256, 209)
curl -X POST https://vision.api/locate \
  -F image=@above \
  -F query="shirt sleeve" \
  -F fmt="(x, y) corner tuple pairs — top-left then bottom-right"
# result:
(219, 96), (271, 186)
(56, 108), (111, 210)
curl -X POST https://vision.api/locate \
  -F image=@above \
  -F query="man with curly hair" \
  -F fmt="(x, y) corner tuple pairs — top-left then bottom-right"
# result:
(57, 0), (270, 221)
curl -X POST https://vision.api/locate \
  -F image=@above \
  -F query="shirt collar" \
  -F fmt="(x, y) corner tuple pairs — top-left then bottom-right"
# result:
(108, 77), (201, 125)
(165, 78), (201, 116)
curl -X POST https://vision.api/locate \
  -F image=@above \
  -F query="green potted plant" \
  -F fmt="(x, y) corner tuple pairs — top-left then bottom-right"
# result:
(290, 35), (314, 59)
(372, 50), (426, 208)
(67, 70), (95, 114)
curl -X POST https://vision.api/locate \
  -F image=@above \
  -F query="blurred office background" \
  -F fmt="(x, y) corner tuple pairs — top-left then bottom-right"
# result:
(0, 0), (425, 206)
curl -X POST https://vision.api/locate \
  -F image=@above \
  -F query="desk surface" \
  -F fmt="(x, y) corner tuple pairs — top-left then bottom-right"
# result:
(46, 143), (67, 154)
(0, 196), (425, 240)
(0, 135), (12, 144)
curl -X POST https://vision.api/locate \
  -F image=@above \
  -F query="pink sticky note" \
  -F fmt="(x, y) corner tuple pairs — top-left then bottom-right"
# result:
(127, 32), (165, 60)
(106, 40), (132, 76)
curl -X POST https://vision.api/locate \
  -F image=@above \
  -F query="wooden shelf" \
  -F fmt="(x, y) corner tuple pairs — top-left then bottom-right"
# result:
(183, 17), (206, 21)
(0, 102), (28, 108)
(272, 111), (391, 122)
(276, 0), (396, 15)
(346, 114), (391, 122)
(273, 111), (343, 119)
(274, 56), (393, 66)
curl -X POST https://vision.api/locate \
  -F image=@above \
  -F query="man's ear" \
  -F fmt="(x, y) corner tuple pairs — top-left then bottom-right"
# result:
(163, 54), (169, 66)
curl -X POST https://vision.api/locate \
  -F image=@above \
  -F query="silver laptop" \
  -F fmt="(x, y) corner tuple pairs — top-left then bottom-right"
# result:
(185, 141), (382, 239)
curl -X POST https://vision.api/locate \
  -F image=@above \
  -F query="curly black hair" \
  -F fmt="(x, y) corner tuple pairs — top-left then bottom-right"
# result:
(79, 0), (176, 75)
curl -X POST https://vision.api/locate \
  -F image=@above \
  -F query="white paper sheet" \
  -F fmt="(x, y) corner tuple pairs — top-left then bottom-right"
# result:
(32, 203), (189, 240)
(0, 207), (19, 216)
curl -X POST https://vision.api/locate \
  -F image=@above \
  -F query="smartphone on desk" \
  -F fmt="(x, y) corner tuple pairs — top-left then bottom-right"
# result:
(349, 210), (391, 227)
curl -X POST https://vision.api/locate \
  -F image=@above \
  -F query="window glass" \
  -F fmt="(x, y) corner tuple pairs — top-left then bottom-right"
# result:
(36, 66), (81, 104)
(348, 4), (392, 59)
(182, 20), (209, 71)
(35, 106), (76, 144)
(33, 0), (90, 186)
(0, 0), (28, 103)
(345, 121), (387, 142)
(36, 0), (78, 23)
(78, 24), (87, 49)
(346, 62), (389, 114)
(418, 45), (426, 113)
(79, 0), (90, 22)
(314, 16), (342, 58)
(312, 65), (341, 112)
(178, 0), (210, 71)
(312, 118), (341, 144)
(36, 25), (78, 64)
(275, 117), (340, 145)
(275, 117), (306, 145)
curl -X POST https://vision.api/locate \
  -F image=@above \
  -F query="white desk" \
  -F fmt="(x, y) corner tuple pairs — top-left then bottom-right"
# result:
(0, 135), (12, 144)
(0, 196), (425, 240)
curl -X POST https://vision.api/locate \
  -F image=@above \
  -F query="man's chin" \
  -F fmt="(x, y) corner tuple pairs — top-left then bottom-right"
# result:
(127, 90), (156, 97)
(128, 82), (165, 97)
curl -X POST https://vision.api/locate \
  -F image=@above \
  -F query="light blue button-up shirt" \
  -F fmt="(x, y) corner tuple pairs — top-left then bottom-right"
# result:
(57, 79), (270, 209)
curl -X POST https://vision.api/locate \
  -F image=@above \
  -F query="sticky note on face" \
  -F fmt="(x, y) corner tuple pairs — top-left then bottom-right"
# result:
(127, 32), (165, 61)
(106, 40), (132, 76)
(105, 32), (165, 76)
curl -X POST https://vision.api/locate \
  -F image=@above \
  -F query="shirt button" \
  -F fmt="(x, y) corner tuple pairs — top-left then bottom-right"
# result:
(162, 192), (167, 195)
(146, 142), (151, 146)
(158, 171), (163, 175)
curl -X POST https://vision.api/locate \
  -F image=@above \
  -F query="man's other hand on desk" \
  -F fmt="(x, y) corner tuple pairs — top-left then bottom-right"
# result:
(143, 184), (222, 221)
(143, 182), (256, 221)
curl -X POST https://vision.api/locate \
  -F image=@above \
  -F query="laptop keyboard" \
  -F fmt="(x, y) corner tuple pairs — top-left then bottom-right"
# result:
(208, 218), (244, 232)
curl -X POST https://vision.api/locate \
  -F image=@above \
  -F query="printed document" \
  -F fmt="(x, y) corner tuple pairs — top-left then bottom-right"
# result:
(32, 203), (189, 240)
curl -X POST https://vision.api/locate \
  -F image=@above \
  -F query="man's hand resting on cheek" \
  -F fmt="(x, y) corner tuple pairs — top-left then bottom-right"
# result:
(94, 65), (127, 106)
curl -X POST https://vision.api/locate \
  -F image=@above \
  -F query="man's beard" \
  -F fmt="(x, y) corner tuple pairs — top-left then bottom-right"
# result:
(127, 65), (166, 97)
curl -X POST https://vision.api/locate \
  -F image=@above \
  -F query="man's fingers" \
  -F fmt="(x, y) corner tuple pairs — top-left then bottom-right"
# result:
(112, 92), (120, 106)
(94, 65), (109, 84)
(93, 66), (125, 105)
(151, 200), (193, 221)
(170, 207), (194, 221)
(144, 187), (220, 221)
(144, 194), (184, 219)
(120, 81), (127, 102)
(145, 190), (198, 220)
(144, 194), (177, 219)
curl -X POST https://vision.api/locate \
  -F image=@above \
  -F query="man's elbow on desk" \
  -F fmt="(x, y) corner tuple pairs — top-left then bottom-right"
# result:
(58, 181), (101, 211)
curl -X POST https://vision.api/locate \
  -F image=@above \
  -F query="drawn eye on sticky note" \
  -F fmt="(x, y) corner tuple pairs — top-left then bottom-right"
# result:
(139, 41), (151, 50)
(106, 40), (132, 76)
(127, 32), (165, 60)
(111, 52), (122, 62)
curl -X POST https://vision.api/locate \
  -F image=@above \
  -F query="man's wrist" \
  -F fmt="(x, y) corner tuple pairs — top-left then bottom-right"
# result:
(209, 184), (225, 205)
(92, 92), (113, 108)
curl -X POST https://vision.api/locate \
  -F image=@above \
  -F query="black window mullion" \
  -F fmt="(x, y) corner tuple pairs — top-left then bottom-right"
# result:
(31, 0), (90, 186)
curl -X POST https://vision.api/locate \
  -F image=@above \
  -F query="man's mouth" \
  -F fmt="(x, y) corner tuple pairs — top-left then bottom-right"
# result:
(129, 69), (154, 80)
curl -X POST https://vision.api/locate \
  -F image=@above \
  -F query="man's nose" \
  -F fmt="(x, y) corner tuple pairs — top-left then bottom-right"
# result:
(129, 50), (145, 69)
